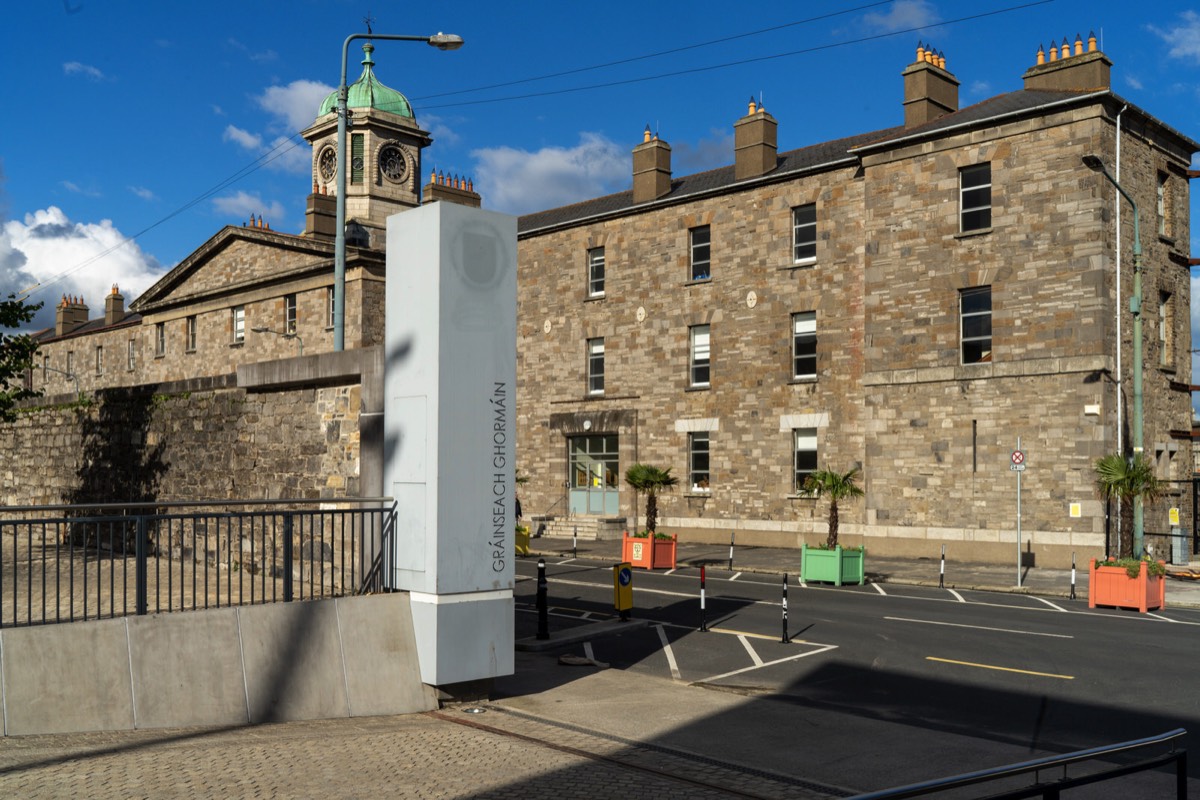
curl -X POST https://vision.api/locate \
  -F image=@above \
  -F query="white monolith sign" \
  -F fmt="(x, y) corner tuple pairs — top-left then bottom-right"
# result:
(384, 202), (516, 686)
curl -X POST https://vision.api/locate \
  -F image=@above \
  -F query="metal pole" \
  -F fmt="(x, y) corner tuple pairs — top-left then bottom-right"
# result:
(728, 530), (735, 571)
(1016, 435), (1022, 588)
(781, 573), (790, 644)
(1070, 551), (1077, 600)
(573, 525), (577, 560)
(699, 565), (707, 632)
(283, 513), (294, 602)
(135, 515), (148, 616)
(536, 558), (549, 640)
(939, 544), (945, 589)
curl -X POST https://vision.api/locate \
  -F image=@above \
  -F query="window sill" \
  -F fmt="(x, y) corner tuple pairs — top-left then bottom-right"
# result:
(684, 491), (712, 498)
(787, 493), (818, 501)
(789, 376), (818, 385)
(1159, 234), (1177, 248)
(230, 341), (245, 349)
(685, 277), (713, 286)
(153, 353), (165, 360)
(1158, 365), (1177, 375)
(686, 384), (710, 393)
(955, 227), (993, 239)
(788, 258), (816, 269)
(585, 293), (605, 303)
(185, 348), (196, 355)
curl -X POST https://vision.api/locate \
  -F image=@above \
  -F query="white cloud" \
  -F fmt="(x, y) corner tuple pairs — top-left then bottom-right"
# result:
(1149, 11), (1200, 63)
(471, 133), (628, 216)
(60, 181), (101, 198)
(1125, 75), (1145, 91)
(62, 61), (105, 81)
(129, 186), (157, 201)
(863, 0), (940, 33)
(672, 129), (733, 175)
(223, 125), (263, 150)
(264, 136), (310, 174)
(968, 80), (993, 97)
(212, 104), (226, 116)
(256, 80), (333, 132)
(227, 38), (278, 63)
(212, 191), (286, 226)
(421, 113), (461, 148)
(1, 207), (163, 333)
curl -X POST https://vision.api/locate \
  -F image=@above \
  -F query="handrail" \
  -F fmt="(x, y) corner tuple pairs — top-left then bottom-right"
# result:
(849, 728), (1187, 799)
(2, 497), (395, 514)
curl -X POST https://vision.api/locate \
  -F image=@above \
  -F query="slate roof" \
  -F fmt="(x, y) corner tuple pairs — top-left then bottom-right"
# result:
(518, 86), (1198, 237)
(33, 313), (143, 344)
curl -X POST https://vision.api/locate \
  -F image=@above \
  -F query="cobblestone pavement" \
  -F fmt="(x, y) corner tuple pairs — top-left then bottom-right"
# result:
(0, 706), (840, 799)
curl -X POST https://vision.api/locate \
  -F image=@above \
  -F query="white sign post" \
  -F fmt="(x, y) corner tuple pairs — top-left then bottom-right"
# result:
(384, 202), (517, 688)
(1010, 438), (1026, 588)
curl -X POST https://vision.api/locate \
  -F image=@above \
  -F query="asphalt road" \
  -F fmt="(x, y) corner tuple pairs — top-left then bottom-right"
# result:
(514, 559), (1200, 797)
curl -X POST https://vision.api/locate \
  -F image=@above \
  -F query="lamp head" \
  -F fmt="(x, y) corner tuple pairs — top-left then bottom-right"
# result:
(1081, 154), (1104, 170)
(427, 32), (464, 50)
(251, 326), (270, 333)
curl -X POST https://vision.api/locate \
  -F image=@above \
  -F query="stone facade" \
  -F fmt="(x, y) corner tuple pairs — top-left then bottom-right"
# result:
(515, 47), (1197, 567)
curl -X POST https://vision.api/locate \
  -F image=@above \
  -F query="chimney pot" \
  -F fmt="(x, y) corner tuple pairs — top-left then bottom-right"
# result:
(1023, 36), (1111, 90)
(1088, 31), (1097, 52)
(1074, 34), (1083, 56)
(916, 42), (925, 62)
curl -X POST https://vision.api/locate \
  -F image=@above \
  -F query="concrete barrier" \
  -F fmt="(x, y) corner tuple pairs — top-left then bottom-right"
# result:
(0, 593), (435, 736)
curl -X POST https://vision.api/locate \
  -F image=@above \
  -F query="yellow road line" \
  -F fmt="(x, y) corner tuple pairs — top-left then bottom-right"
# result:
(926, 656), (1073, 680)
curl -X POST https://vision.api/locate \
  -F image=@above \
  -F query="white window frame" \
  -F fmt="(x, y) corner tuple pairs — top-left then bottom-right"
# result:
(285, 294), (298, 334)
(960, 286), (992, 364)
(793, 428), (818, 493)
(959, 163), (992, 232)
(1160, 290), (1173, 367)
(689, 431), (711, 492)
(232, 306), (245, 343)
(587, 247), (605, 297)
(95, 345), (104, 376)
(127, 339), (136, 371)
(690, 225), (711, 281)
(587, 337), (605, 395)
(792, 312), (816, 379)
(1157, 171), (1169, 237)
(792, 204), (816, 264)
(689, 324), (711, 388)
(186, 315), (197, 353)
(155, 323), (165, 357)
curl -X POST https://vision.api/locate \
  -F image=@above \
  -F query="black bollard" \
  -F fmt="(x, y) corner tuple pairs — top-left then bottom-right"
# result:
(939, 544), (946, 589)
(728, 530), (735, 571)
(1070, 551), (1077, 600)
(699, 565), (708, 632)
(573, 525), (578, 560)
(536, 558), (549, 640)
(781, 573), (790, 643)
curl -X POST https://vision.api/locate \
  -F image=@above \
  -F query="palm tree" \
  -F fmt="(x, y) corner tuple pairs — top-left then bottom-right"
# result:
(624, 463), (678, 534)
(803, 467), (865, 548)
(1094, 453), (1163, 558)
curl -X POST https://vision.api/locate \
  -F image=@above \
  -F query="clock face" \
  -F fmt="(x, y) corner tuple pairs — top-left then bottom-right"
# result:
(318, 146), (336, 182)
(379, 144), (407, 183)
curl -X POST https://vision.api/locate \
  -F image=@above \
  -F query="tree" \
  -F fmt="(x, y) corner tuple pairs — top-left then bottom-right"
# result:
(0, 294), (42, 423)
(624, 463), (678, 534)
(1094, 453), (1163, 558)
(803, 467), (865, 548)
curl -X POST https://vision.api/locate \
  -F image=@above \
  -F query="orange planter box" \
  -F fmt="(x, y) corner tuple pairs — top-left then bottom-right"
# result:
(1088, 559), (1165, 613)
(621, 531), (677, 570)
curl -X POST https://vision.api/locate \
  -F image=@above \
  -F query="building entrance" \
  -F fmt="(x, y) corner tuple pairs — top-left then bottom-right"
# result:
(568, 434), (619, 515)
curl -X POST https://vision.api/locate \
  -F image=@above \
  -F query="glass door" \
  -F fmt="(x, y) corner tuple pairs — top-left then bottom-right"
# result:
(568, 434), (619, 516)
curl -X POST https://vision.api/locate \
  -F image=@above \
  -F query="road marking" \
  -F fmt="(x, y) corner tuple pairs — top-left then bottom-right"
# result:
(706, 626), (779, 640)
(738, 635), (764, 667)
(697, 644), (838, 684)
(664, 568), (677, 575)
(730, 572), (742, 581)
(583, 641), (596, 661)
(1030, 596), (1068, 612)
(872, 583), (887, 596)
(947, 589), (966, 602)
(926, 656), (1074, 680)
(1145, 612), (1178, 623)
(555, 558), (577, 565)
(655, 624), (681, 680)
(885, 616), (1073, 638)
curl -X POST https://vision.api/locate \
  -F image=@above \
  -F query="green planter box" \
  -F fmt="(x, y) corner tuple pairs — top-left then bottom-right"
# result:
(801, 544), (865, 586)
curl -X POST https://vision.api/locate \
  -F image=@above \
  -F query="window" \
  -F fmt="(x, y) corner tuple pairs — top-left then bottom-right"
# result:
(792, 204), (816, 264)
(587, 338), (605, 395)
(793, 428), (818, 493)
(689, 325), (711, 387)
(127, 339), (136, 371)
(792, 312), (817, 379)
(327, 287), (336, 328)
(1160, 290), (1174, 367)
(65, 351), (73, 375)
(95, 345), (103, 375)
(186, 315), (197, 352)
(587, 247), (605, 297)
(690, 225), (711, 281)
(959, 163), (991, 232)
(689, 432), (710, 491)
(232, 306), (245, 343)
(1157, 172), (1170, 237)
(155, 322), (166, 357)
(285, 294), (297, 334)
(42, 355), (50, 383)
(960, 286), (992, 364)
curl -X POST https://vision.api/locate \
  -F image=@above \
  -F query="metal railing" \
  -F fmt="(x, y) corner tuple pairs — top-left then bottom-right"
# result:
(0, 498), (396, 628)
(849, 728), (1187, 799)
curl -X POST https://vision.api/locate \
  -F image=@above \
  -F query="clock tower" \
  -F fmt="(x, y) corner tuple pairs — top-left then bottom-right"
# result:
(301, 42), (432, 248)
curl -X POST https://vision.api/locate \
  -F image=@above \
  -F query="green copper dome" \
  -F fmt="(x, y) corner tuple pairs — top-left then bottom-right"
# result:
(319, 43), (413, 118)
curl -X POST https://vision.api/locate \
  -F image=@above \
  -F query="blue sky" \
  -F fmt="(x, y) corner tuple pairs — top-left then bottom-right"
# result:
(3, 0), (1200, 393)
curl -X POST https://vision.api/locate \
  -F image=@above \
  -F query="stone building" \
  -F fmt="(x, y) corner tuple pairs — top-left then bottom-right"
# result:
(515, 38), (1198, 566)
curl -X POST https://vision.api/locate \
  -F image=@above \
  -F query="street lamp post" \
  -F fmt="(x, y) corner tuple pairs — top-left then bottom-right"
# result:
(333, 31), (463, 352)
(35, 362), (80, 399)
(1083, 154), (1145, 556)
(251, 326), (304, 356)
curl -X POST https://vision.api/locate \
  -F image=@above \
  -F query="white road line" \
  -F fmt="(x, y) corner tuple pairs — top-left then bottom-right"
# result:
(664, 568), (677, 575)
(872, 583), (887, 596)
(730, 572), (742, 581)
(579, 612), (593, 619)
(947, 589), (966, 603)
(555, 558), (577, 565)
(738, 635), (765, 667)
(656, 624), (682, 680)
(1145, 612), (1179, 623)
(1031, 596), (1068, 612)
(697, 644), (838, 684)
(548, 578), (710, 602)
(583, 641), (596, 661)
(884, 616), (1074, 638)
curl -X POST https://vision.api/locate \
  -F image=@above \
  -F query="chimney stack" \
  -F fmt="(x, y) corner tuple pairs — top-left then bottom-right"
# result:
(421, 169), (483, 208)
(104, 284), (125, 326)
(55, 295), (90, 337)
(734, 96), (778, 180)
(1022, 32), (1110, 91)
(632, 125), (672, 204)
(305, 190), (337, 240)
(902, 43), (959, 128)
